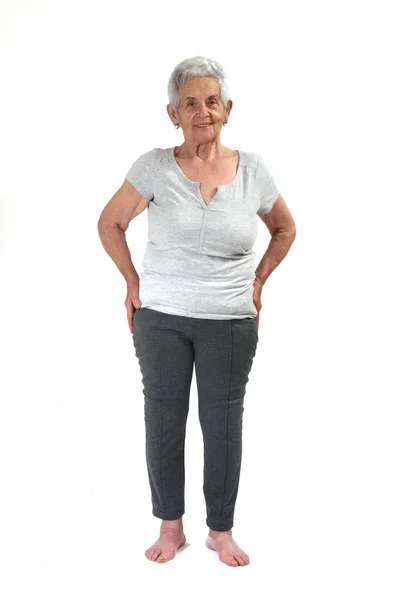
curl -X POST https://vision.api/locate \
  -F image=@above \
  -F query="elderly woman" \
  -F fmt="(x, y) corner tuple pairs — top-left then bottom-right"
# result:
(97, 56), (296, 567)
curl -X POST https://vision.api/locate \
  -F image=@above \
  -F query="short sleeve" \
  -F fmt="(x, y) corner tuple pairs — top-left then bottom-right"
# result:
(256, 154), (279, 215)
(125, 149), (156, 201)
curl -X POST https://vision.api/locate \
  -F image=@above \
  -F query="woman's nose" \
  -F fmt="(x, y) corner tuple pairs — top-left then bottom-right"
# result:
(198, 103), (210, 115)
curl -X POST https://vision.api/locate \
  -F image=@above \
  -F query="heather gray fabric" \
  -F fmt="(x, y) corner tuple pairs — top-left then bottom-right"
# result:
(132, 306), (259, 530)
(125, 146), (279, 319)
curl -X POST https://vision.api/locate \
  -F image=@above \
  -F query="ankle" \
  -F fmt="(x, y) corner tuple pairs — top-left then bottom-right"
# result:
(160, 517), (183, 531)
(209, 528), (232, 538)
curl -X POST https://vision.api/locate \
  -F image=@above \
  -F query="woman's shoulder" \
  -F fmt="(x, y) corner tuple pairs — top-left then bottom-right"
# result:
(128, 147), (171, 177)
(239, 149), (277, 176)
(238, 149), (259, 169)
(141, 146), (174, 173)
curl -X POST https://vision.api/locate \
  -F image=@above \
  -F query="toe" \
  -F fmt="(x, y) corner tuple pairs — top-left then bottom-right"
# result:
(230, 557), (239, 566)
(236, 555), (246, 566)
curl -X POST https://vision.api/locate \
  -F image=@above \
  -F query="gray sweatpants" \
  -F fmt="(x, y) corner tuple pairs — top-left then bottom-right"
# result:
(132, 307), (259, 532)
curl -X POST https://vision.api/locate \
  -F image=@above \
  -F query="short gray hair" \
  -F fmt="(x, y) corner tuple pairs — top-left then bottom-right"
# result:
(167, 55), (230, 113)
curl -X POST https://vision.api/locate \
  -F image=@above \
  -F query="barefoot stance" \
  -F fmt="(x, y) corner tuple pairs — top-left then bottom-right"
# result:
(206, 530), (250, 567)
(144, 527), (186, 563)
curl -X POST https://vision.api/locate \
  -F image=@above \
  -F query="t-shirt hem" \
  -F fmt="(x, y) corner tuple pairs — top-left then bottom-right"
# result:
(140, 304), (256, 320)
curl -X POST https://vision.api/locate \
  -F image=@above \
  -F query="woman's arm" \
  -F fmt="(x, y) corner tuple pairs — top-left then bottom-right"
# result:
(256, 194), (296, 284)
(97, 178), (149, 284)
(98, 178), (150, 332)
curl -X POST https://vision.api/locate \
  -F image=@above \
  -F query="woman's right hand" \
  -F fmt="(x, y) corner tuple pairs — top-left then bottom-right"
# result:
(125, 279), (142, 334)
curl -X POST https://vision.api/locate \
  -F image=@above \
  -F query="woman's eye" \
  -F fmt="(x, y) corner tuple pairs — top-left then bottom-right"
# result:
(187, 100), (217, 106)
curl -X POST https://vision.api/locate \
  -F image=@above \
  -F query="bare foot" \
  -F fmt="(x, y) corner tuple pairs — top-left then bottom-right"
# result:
(206, 529), (250, 567)
(144, 521), (186, 563)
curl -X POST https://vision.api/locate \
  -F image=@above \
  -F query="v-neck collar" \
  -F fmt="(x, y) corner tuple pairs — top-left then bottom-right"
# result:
(168, 146), (241, 208)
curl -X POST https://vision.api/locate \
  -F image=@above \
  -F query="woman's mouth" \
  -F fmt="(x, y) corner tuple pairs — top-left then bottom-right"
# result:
(196, 124), (211, 128)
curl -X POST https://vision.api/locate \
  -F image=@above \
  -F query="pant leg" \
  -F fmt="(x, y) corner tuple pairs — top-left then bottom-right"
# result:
(193, 316), (259, 531)
(132, 307), (194, 520)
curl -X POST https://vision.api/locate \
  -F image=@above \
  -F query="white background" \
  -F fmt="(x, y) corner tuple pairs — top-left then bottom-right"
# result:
(1, 0), (399, 597)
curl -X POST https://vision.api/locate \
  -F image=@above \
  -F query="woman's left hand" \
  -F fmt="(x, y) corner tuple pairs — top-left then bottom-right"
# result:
(252, 276), (263, 328)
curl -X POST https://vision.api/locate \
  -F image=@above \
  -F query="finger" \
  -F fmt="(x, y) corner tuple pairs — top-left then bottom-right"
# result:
(127, 306), (133, 333)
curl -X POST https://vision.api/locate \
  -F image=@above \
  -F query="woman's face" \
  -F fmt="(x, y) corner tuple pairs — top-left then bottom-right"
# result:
(168, 76), (232, 144)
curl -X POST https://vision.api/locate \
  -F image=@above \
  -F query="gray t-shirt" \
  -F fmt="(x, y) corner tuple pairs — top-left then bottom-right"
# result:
(125, 146), (279, 320)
